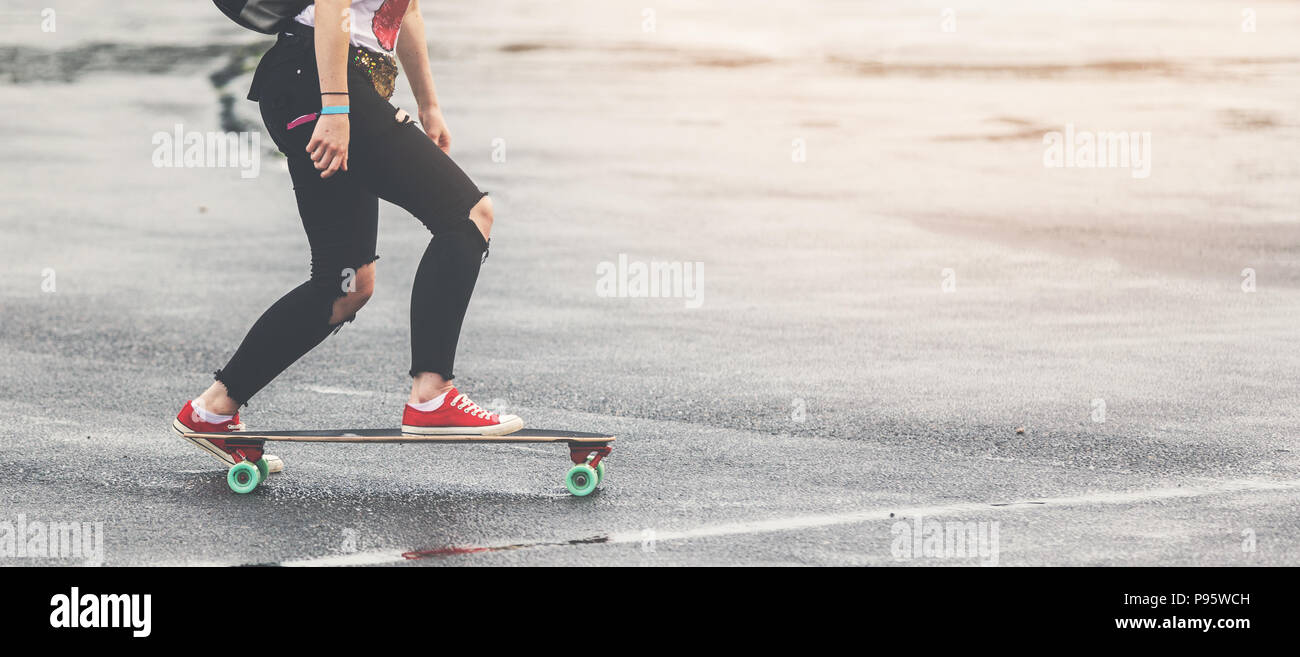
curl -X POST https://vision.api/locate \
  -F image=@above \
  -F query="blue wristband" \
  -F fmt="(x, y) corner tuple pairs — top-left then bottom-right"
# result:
(320, 105), (350, 115)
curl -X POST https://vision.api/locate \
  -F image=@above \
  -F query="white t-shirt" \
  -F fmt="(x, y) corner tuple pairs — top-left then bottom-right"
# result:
(295, 0), (412, 55)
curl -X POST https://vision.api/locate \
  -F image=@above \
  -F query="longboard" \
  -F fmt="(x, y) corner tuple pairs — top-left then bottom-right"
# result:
(182, 428), (615, 496)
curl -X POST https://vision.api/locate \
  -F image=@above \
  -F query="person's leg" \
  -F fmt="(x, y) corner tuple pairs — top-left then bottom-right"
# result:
(347, 106), (492, 395)
(202, 158), (380, 410)
(343, 86), (519, 433)
(405, 195), (488, 403)
(176, 36), (387, 465)
(195, 263), (375, 413)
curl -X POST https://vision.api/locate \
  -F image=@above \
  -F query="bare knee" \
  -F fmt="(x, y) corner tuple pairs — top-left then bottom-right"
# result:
(469, 196), (493, 241)
(331, 287), (373, 324)
(330, 263), (375, 323)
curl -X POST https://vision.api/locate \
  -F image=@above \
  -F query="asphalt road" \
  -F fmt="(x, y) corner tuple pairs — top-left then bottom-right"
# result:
(1, 1), (1297, 566)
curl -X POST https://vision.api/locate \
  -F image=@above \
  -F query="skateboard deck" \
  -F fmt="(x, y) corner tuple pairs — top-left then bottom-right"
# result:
(192, 428), (614, 443)
(182, 428), (615, 496)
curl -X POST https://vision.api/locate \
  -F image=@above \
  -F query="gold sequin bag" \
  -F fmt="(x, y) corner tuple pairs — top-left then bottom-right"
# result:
(350, 46), (399, 100)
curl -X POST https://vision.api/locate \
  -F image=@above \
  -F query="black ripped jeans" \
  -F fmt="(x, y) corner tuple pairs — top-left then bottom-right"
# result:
(214, 28), (488, 405)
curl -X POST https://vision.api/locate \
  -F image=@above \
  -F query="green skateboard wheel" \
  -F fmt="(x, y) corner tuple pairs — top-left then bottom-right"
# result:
(595, 461), (606, 485)
(255, 457), (270, 484)
(565, 464), (599, 497)
(227, 462), (260, 494)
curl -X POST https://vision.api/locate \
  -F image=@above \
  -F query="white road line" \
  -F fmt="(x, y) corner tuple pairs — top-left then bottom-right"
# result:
(301, 385), (375, 397)
(281, 550), (411, 567)
(274, 478), (1300, 567)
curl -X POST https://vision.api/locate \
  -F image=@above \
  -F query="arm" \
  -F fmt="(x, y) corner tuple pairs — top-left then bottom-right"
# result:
(395, 0), (451, 152)
(308, 0), (351, 177)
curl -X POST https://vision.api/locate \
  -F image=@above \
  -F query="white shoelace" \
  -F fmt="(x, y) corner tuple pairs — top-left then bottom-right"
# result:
(452, 394), (493, 420)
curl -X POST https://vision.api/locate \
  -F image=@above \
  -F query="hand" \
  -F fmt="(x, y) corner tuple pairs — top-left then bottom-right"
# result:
(306, 113), (349, 178)
(419, 105), (450, 153)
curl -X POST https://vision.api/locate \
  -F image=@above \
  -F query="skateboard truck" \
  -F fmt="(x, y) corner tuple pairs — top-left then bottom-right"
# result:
(569, 444), (612, 467)
(227, 441), (265, 465)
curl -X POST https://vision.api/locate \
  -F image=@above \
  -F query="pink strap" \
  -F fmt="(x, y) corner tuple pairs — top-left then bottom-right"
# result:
(286, 113), (318, 130)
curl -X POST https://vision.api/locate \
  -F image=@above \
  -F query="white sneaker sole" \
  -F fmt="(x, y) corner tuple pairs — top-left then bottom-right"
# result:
(401, 414), (524, 436)
(171, 418), (284, 473)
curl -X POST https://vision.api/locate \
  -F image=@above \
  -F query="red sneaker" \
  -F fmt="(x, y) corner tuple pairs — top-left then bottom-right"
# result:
(171, 400), (284, 473)
(402, 388), (524, 436)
